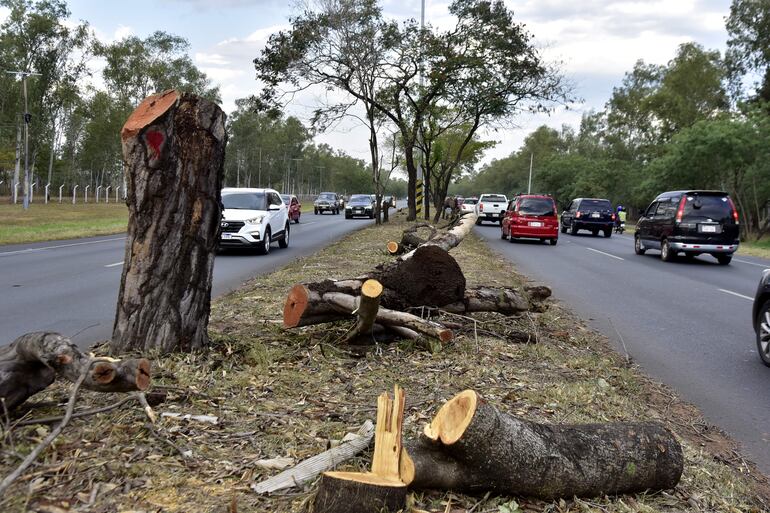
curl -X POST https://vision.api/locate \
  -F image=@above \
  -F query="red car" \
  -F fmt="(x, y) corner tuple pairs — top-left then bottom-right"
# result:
(281, 194), (302, 223)
(501, 194), (559, 245)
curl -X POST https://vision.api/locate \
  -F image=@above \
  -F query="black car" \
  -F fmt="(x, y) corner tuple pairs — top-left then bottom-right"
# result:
(314, 192), (341, 215)
(635, 190), (740, 265)
(345, 194), (375, 219)
(560, 198), (615, 237)
(754, 270), (770, 366)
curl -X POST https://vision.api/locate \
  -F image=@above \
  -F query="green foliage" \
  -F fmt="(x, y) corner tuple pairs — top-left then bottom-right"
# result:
(95, 31), (220, 106)
(726, 0), (770, 101)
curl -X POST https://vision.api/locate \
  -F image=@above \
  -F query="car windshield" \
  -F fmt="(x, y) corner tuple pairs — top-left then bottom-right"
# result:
(518, 197), (554, 216)
(483, 195), (507, 202)
(683, 195), (733, 222)
(579, 199), (611, 212)
(318, 193), (335, 200)
(222, 192), (267, 210)
(280, 194), (291, 205)
(463, 199), (478, 205)
(350, 195), (370, 202)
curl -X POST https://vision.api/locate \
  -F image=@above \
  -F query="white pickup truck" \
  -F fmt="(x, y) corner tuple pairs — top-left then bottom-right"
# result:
(475, 194), (509, 225)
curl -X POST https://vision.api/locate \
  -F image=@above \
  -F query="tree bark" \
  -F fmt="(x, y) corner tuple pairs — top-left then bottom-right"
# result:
(412, 390), (683, 499)
(0, 332), (151, 411)
(112, 90), (227, 353)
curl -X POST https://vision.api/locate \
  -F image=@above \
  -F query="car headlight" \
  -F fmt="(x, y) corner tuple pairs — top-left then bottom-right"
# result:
(246, 215), (265, 224)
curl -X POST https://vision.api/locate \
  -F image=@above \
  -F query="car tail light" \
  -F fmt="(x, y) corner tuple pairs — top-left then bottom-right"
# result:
(479, 203), (484, 212)
(675, 196), (687, 223)
(727, 197), (739, 223)
(576, 211), (581, 218)
(611, 213), (616, 221)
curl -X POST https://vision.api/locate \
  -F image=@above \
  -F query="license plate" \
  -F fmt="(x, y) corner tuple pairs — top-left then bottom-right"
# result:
(221, 233), (233, 240)
(529, 221), (543, 227)
(700, 225), (717, 233)
(590, 212), (600, 218)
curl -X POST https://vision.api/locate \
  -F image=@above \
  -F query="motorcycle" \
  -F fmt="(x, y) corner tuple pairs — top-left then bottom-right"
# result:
(614, 221), (625, 234)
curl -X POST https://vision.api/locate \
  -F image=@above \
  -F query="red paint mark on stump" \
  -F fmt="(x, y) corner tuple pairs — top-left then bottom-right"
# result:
(145, 130), (165, 159)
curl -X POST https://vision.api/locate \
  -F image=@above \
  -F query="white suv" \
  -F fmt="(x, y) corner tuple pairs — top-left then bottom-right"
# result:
(220, 188), (290, 254)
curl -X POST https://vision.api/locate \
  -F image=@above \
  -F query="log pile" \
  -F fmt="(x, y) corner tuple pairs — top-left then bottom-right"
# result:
(0, 332), (151, 412)
(283, 213), (550, 346)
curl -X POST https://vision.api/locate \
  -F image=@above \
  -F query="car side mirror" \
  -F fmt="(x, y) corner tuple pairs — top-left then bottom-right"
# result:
(268, 204), (281, 211)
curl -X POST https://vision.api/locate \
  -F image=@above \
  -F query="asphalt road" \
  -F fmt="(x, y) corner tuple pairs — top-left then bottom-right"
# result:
(0, 210), (378, 348)
(474, 221), (770, 474)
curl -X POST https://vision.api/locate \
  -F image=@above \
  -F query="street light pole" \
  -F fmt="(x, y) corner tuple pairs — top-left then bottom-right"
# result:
(6, 70), (41, 210)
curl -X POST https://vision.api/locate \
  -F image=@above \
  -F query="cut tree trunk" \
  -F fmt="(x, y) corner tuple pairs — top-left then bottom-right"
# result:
(323, 293), (453, 342)
(314, 386), (407, 513)
(408, 390), (683, 499)
(0, 332), (151, 411)
(112, 90), (227, 353)
(397, 212), (477, 261)
(343, 279), (383, 343)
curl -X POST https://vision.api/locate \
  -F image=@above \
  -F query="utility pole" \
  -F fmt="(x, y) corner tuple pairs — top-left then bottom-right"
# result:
(415, 0), (426, 219)
(527, 153), (533, 194)
(6, 70), (42, 210)
(257, 147), (262, 187)
(291, 158), (302, 196)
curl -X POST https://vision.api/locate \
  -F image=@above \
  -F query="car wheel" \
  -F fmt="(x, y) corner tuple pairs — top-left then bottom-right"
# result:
(661, 239), (675, 262)
(570, 223), (579, 235)
(634, 235), (646, 255)
(550, 238), (558, 246)
(508, 235), (516, 243)
(345, 213), (351, 219)
(756, 300), (770, 367)
(314, 209), (318, 215)
(295, 215), (300, 224)
(716, 254), (732, 265)
(257, 228), (271, 255)
(279, 223), (290, 248)
(604, 229), (612, 238)
(560, 224), (567, 234)
(475, 218), (482, 225)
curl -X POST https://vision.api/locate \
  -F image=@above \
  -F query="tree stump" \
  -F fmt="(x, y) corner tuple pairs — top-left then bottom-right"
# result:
(314, 386), (407, 513)
(112, 90), (226, 353)
(406, 390), (683, 498)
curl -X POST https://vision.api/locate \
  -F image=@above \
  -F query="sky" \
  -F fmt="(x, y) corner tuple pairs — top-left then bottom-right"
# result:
(3, 0), (736, 165)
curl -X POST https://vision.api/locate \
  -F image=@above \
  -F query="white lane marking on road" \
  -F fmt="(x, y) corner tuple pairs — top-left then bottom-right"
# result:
(298, 222), (317, 226)
(733, 258), (770, 269)
(586, 247), (625, 261)
(718, 288), (754, 301)
(104, 261), (124, 268)
(0, 236), (126, 257)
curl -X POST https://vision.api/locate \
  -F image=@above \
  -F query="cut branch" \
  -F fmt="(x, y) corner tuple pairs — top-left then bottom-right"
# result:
(0, 332), (151, 411)
(343, 279), (383, 343)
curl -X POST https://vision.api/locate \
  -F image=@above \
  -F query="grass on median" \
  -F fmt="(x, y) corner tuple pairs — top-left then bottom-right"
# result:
(0, 201), (128, 245)
(1, 211), (769, 513)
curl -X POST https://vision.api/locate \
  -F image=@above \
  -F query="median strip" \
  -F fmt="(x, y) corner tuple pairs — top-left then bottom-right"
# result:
(104, 261), (124, 268)
(586, 247), (625, 261)
(718, 288), (753, 301)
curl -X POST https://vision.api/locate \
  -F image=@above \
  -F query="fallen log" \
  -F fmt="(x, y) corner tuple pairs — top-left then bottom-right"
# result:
(0, 332), (151, 411)
(397, 213), (476, 262)
(406, 390), (683, 499)
(285, 284), (535, 329)
(314, 386), (407, 513)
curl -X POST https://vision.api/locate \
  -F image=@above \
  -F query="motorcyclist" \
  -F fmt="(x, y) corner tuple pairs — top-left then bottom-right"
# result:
(615, 205), (627, 233)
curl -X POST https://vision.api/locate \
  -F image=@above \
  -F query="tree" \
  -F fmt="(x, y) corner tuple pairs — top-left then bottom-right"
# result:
(726, 0), (770, 103)
(95, 31), (220, 107)
(255, 0), (568, 221)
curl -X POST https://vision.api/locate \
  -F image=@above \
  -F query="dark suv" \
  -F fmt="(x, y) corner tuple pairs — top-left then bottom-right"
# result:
(560, 198), (615, 237)
(635, 190), (740, 265)
(314, 192), (341, 215)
